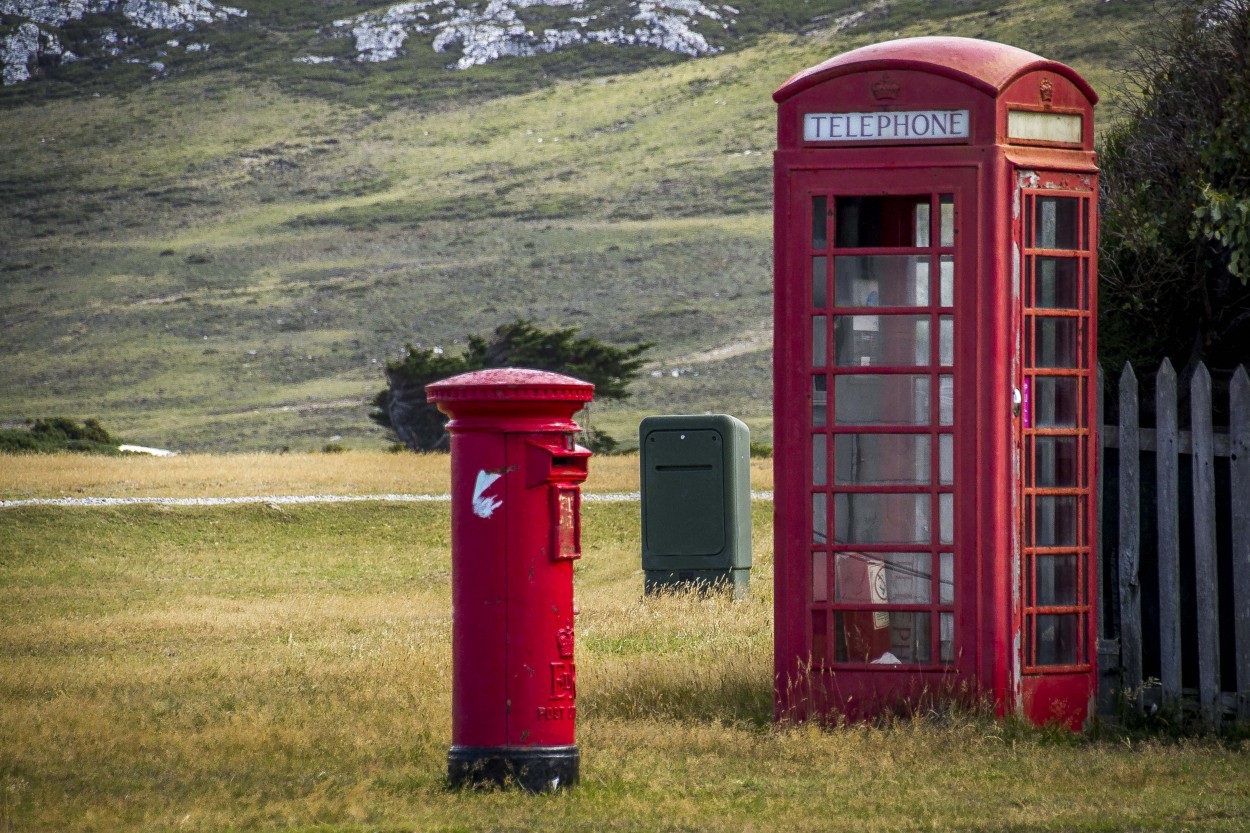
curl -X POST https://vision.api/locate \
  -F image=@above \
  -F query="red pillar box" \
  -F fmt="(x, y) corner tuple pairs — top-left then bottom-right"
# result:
(426, 368), (594, 791)
(772, 37), (1100, 728)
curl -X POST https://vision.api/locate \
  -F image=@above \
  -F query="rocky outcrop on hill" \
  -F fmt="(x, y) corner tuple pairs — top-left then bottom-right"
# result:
(301, 0), (737, 69)
(0, 0), (245, 84)
(2, 0), (740, 86)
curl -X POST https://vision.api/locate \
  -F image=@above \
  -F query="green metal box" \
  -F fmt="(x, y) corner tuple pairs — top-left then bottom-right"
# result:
(639, 414), (752, 596)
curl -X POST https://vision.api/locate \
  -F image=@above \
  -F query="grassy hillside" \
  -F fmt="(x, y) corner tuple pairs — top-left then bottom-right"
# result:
(0, 0), (1152, 452)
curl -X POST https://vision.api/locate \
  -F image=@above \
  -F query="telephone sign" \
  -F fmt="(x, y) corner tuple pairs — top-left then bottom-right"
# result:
(773, 37), (1099, 729)
(804, 110), (970, 142)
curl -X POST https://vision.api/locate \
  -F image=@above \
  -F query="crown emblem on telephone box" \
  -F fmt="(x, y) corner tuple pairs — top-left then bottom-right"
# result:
(871, 74), (901, 100)
(1039, 77), (1054, 108)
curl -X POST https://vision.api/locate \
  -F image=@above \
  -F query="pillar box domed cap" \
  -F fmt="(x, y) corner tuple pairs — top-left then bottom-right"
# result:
(426, 367), (595, 433)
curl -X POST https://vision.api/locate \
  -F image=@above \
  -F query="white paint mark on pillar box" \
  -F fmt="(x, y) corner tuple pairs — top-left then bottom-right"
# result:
(472, 470), (503, 518)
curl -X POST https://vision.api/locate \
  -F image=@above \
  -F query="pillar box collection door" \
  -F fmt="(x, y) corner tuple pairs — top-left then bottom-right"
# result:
(771, 37), (1100, 728)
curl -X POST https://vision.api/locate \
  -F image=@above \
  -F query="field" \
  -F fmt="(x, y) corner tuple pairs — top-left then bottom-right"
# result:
(2, 452), (1249, 832)
(0, 0), (1156, 453)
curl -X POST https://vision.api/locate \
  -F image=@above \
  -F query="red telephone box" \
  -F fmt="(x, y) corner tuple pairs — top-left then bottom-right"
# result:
(772, 37), (1099, 728)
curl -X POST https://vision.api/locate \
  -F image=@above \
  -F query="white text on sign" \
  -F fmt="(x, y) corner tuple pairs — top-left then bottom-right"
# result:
(804, 110), (970, 142)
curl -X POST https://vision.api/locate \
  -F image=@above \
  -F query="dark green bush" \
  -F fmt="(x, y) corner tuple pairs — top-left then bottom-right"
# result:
(1098, 0), (1250, 370)
(0, 418), (120, 455)
(374, 320), (650, 452)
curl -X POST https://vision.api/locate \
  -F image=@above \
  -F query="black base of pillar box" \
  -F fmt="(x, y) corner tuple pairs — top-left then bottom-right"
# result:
(447, 745), (579, 792)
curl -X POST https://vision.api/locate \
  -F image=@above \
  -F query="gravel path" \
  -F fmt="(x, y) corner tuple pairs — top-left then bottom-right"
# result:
(0, 492), (775, 509)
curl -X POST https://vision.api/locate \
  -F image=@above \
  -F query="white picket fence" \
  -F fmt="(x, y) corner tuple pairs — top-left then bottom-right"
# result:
(1099, 360), (1250, 728)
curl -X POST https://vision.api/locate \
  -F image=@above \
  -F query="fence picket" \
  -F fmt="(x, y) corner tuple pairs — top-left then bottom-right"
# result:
(1231, 366), (1250, 720)
(1118, 363), (1142, 707)
(1097, 364), (1107, 639)
(1191, 363), (1221, 728)
(1156, 359), (1182, 708)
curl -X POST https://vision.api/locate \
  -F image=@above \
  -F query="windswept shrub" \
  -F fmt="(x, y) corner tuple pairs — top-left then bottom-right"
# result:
(373, 319), (650, 452)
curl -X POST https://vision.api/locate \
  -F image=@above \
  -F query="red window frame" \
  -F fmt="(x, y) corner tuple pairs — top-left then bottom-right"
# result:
(806, 189), (958, 670)
(1018, 181), (1096, 675)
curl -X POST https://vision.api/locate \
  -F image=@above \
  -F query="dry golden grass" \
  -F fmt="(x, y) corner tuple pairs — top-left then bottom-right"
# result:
(0, 451), (773, 499)
(0, 451), (452, 499)
(1, 486), (1246, 831)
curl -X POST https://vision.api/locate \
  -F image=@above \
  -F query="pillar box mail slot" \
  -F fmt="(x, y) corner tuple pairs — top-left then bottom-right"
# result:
(640, 414), (751, 596)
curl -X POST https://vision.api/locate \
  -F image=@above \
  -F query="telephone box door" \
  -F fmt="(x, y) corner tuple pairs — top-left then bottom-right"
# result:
(1013, 169), (1099, 727)
(779, 165), (979, 705)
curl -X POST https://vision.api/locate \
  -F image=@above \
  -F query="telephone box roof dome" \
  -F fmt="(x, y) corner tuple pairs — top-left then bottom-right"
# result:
(773, 36), (1097, 104)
